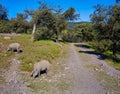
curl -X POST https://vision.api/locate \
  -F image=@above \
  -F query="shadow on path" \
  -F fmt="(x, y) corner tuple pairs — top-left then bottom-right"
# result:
(75, 44), (91, 49)
(75, 43), (120, 63)
(79, 50), (106, 60)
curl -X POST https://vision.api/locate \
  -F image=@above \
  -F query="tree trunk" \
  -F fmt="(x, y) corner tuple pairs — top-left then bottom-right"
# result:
(55, 36), (59, 43)
(112, 42), (117, 57)
(55, 33), (59, 43)
(31, 23), (36, 42)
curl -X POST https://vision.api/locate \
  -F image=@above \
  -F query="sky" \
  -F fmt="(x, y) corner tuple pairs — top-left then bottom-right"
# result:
(0, 0), (115, 22)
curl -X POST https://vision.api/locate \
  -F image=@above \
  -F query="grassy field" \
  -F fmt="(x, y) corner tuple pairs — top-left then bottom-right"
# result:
(0, 34), (67, 71)
(0, 34), (71, 93)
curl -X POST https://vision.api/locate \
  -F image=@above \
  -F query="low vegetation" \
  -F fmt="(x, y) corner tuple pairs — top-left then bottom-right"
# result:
(19, 39), (62, 71)
(0, 34), (67, 71)
(0, 34), (71, 93)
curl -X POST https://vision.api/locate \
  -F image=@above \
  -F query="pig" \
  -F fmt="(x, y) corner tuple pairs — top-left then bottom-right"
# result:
(7, 43), (20, 53)
(31, 60), (51, 78)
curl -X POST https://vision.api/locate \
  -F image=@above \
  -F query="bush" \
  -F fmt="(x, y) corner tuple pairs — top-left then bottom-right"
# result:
(92, 39), (112, 52)
(62, 31), (80, 42)
(34, 27), (53, 41)
(0, 20), (11, 33)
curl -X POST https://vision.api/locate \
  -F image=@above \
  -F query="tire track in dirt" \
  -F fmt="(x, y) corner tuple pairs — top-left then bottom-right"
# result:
(65, 43), (106, 94)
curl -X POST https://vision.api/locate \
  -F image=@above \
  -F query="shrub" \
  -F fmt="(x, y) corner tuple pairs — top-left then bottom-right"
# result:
(62, 31), (80, 42)
(92, 39), (112, 52)
(34, 27), (53, 40)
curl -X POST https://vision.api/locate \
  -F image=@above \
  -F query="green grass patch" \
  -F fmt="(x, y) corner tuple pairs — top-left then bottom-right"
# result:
(19, 40), (62, 71)
(0, 34), (67, 72)
(0, 52), (13, 69)
(0, 34), (71, 92)
(0, 34), (31, 70)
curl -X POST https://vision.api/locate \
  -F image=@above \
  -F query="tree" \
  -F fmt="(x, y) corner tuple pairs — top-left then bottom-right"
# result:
(27, 1), (79, 42)
(90, 5), (108, 51)
(63, 7), (79, 21)
(0, 4), (9, 33)
(32, 9), (56, 40)
(53, 7), (79, 42)
(0, 4), (8, 20)
(0, 20), (11, 33)
(10, 13), (29, 33)
(116, 0), (120, 4)
(29, 1), (54, 41)
(75, 22), (94, 41)
(58, 7), (80, 42)
(107, 5), (120, 56)
(52, 6), (66, 42)
(90, 4), (120, 56)
(64, 7), (79, 21)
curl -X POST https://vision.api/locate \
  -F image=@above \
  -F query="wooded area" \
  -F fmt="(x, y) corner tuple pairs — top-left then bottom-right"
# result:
(0, 1), (120, 60)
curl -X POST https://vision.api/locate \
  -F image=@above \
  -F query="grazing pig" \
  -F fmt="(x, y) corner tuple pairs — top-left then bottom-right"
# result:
(31, 60), (51, 78)
(7, 43), (20, 53)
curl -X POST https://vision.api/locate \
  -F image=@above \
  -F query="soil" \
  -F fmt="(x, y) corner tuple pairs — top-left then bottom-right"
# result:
(0, 54), (31, 94)
(0, 43), (120, 94)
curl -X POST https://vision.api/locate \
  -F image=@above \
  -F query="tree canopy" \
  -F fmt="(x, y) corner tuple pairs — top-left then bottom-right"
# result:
(90, 4), (120, 56)
(0, 4), (8, 21)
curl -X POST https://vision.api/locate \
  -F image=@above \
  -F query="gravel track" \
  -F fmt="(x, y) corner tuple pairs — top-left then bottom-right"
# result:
(65, 43), (107, 94)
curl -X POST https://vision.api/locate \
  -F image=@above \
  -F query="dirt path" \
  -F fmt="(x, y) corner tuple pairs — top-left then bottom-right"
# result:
(1, 55), (31, 94)
(78, 43), (120, 79)
(65, 43), (107, 94)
